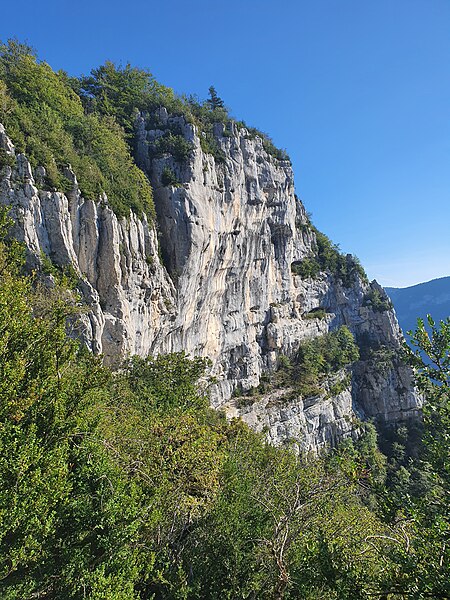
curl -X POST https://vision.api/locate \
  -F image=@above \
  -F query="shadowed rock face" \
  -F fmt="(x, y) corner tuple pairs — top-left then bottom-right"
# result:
(0, 119), (420, 452)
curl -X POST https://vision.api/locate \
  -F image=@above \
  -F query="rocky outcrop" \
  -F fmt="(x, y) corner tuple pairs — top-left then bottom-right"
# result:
(0, 119), (420, 452)
(0, 124), (176, 361)
(223, 371), (356, 454)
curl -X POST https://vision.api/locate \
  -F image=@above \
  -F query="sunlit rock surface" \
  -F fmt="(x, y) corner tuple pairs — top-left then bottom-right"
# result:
(0, 120), (420, 451)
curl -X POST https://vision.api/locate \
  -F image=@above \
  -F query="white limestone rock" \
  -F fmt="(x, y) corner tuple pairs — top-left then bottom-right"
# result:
(0, 121), (421, 451)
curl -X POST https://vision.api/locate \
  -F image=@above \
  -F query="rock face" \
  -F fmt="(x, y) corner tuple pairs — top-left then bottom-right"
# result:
(224, 373), (356, 454)
(0, 125), (176, 361)
(0, 119), (420, 452)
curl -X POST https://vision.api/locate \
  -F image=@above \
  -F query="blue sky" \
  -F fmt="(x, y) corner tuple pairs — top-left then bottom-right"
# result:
(1, 0), (449, 287)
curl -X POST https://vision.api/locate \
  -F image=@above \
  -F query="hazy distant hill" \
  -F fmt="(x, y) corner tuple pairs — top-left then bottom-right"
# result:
(386, 276), (450, 335)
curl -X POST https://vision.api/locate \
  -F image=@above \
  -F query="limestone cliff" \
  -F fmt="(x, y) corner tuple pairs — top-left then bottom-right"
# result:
(0, 119), (419, 452)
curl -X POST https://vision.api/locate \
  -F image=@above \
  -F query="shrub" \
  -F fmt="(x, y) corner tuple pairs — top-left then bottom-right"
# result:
(161, 166), (180, 187)
(363, 287), (393, 312)
(329, 373), (351, 397)
(304, 307), (327, 320)
(292, 326), (359, 397)
(292, 227), (368, 287)
(236, 122), (290, 162)
(291, 258), (321, 279)
(149, 131), (193, 162)
(0, 41), (154, 219)
(199, 132), (226, 163)
(0, 147), (15, 169)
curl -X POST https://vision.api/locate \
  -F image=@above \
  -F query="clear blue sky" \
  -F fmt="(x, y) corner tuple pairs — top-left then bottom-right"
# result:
(1, 0), (449, 287)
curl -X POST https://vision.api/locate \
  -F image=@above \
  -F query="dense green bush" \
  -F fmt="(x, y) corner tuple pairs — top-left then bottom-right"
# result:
(161, 166), (181, 187)
(77, 60), (192, 135)
(363, 287), (393, 312)
(0, 40), (154, 218)
(0, 147), (15, 169)
(291, 257), (321, 279)
(291, 227), (368, 286)
(149, 131), (193, 162)
(199, 131), (226, 162)
(279, 326), (360, 397)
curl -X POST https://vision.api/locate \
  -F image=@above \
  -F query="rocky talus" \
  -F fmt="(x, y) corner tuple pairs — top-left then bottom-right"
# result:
(0, 119), (419, 452)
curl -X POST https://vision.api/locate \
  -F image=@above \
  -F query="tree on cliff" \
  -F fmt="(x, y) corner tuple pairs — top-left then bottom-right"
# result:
(206, 85), (224, 110)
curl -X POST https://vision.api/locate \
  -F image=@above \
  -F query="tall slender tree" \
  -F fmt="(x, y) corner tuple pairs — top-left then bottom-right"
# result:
(206, 85), (224, 110)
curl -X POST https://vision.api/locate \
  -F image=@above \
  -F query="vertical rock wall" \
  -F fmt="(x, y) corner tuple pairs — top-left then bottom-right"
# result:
(0, 120), (420, 451)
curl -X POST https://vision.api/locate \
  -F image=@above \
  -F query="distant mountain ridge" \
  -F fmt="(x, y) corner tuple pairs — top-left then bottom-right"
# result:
(386, 276), (450, 335)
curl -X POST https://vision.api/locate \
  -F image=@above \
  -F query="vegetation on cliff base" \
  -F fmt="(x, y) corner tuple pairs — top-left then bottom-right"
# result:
(0, 206), (447, 597)
(363, 287), (393, 312)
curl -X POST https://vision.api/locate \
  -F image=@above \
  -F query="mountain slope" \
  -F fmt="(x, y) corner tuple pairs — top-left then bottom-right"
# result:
(386, 276), (450, 335)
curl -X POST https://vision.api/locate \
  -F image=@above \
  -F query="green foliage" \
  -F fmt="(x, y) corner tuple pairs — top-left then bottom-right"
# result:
(290, 326), (360, 397)
(363, 287), (393, 312)
(1, 40), (291, 213)
(78, 60), (165, 135)
(199, 131), (226, 163)
(186, 93), (229, 127)
(375, 316), (450, 598)
(206, 85), (224, 110)
(261, 134), (290, 161)
(0, 147), (15, 170)
(278, 353), (292, 370)
(149, 131), (193, 162)
(377, 420), (430, 514)
(236, 121), (290, 161)
(161, 165), (181, 187)
(0, 40), (154, 218)
(292, 227), (368, 287)
(357, 334), (397, 375)
(0, 211), (400, 599)
(122, 352), (211, 413)
(368, 345), (396, 374)
(0, 208), (446, 599)
(268, 328), (360, 399)
(181, 426), (394, 599)
(184, 94), (290, 163)
(405, 315), (450, 491)
(328, 422), (388, 502)
(0, 222), (115, 597)
(0, 260), (223, 596)
(39, 251), (80, 289)
(81, 72), (230, 165)
(304, 307), (327, 320)
(329, 373), (351, 397)
(291, 257), (321, 279)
